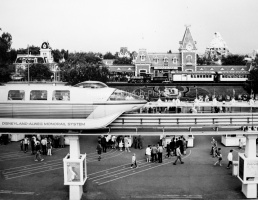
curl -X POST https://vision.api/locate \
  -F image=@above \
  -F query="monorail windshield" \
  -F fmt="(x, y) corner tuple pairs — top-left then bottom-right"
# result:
(108, 89), (143, 101)
(73, 81), (108, 88)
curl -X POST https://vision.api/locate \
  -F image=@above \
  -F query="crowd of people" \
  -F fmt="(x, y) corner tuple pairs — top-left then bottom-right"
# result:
(145, 136), (187, 164)
(140, 93), (256, 114)
(97, 135), (144, 155)
(20, 135), (65, 161)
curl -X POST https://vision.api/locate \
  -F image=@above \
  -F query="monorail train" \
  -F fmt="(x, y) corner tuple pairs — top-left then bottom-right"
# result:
(128, 71), (249, 83)
(0, 81), (146, 130)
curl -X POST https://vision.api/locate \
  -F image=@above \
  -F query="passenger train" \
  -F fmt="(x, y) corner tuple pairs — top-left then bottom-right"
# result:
(0, 81), (146, 130)
(128, 71), (249, 83)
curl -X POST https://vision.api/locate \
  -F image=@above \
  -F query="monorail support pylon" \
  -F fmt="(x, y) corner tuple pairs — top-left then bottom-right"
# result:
(239, 133), (258, 198)
(66, 135), (83, 200)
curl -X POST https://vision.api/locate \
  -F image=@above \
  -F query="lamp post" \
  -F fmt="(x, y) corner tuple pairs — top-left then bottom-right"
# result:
(27, 45), (30, 85)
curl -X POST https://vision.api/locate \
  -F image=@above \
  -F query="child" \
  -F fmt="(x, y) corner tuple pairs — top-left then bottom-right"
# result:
(131, 153), (137, 168)
(214, 148), (222, 166)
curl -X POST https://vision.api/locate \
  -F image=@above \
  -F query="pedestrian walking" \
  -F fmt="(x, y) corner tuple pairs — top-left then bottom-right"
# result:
(157, 143), (163, 163)
(170, 138), (176, 156)
(96, 141), (102, 161)
(145, 145), (151, 162)
(124, 137), (131, 152)
(31, 136), (36, 155)
(59, 135), (65, 148)
(214, 148), (222, 166)
(111, 135), (116, 149)
(118, 140), (123, 151)
(23, 137), (29, 153)
(41, 138), (47, 155)
(133, 137), (138, 149)
(165, 142), (171, 158)
(20, 139), (24, 151)
(227, 149), (233, 169)
(47, 140), (52, 156)
(173, 145), (184, 165)
(35, 141), (44, 162)
(101, 136), (107, 153)
(151, 144), (158, 162)
(131, 153), (137, 168)
(210, 137), (216, 155)
(138, 135), (143, 149)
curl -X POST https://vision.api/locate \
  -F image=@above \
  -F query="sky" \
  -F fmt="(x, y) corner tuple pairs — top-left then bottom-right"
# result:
(1, 0), (258, 55)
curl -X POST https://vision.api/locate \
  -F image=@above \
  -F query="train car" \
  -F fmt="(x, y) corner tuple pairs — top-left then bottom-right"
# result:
(0, 82), (146, 130)
(127, 71), (249, 83)
(172, 72), (215, 82)
(218, 71), (249, 82)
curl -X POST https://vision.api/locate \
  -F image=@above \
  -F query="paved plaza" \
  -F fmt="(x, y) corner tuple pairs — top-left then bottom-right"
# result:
(0, 135), (257, 200)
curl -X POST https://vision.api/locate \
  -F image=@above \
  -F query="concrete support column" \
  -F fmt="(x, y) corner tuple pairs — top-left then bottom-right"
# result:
(242, 134), (257, 199)
(67, 135), (83, 200)
(244, 135), (257, 158)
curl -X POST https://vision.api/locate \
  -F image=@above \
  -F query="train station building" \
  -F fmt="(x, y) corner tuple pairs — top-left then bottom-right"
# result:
(104, 26), (252, 82)
(134, 26), (197, 77)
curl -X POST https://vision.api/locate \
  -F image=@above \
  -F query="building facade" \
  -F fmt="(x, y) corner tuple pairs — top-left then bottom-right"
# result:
(134, 26), (197, 79)
(13, 42), (60, 81)
(204, 32), (230, 65)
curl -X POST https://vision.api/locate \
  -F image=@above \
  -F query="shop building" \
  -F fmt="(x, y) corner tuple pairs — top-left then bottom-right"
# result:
(13, 42), (60, 81)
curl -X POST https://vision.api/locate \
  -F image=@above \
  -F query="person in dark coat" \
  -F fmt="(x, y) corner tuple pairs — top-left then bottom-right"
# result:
(178, 137), (184, 154)
(101, 136), (107, 153)
(133, 137), (138, 149)
(138, 135), (143, 149)
(96, 141), (102, 161)
(170, 138), (176, 156)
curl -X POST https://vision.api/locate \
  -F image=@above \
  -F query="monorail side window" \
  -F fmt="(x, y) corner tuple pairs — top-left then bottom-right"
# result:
(8, 90), (25, 100)
(30, 90), (47, 100)
(52, 90), (70, 101)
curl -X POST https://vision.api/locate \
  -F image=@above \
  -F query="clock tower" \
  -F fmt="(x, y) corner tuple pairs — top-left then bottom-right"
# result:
(179, 25), (197, 72)
(40, 42), (54, 63)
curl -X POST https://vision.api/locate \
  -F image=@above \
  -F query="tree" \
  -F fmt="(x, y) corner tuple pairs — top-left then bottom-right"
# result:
(0, 32), (12, 64)
(0, 64), (12, 83)
(61, 49), (69, 60)
(113, 57), (132, 65)
(52, 49), (63, 63)
(17, 45), (40, 55)
(221, 54), (246, 65)
(24, 64), (53, 81)
(197, 54), (204, 65)
(249, 66), (258, 96)
(0, 30), (14, 82)
(60, 52), (109, 85)
(103, 52), (116, 59)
